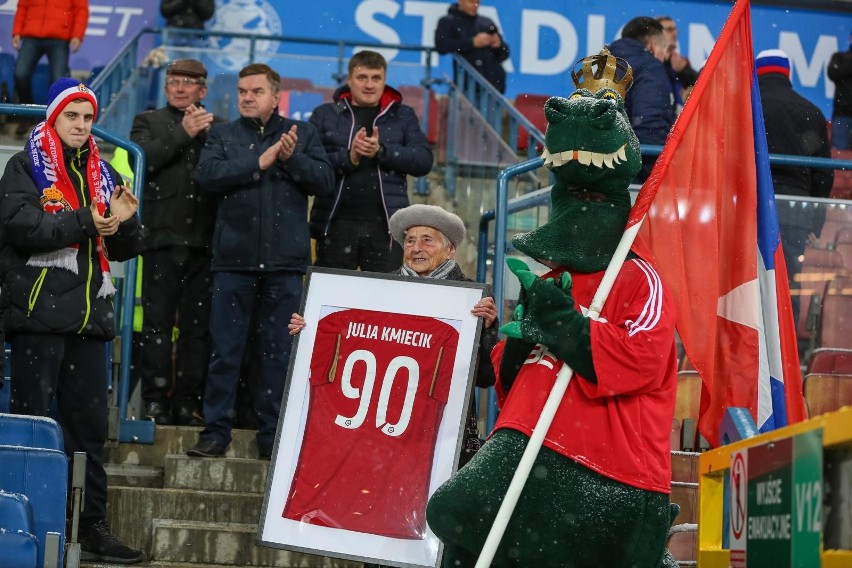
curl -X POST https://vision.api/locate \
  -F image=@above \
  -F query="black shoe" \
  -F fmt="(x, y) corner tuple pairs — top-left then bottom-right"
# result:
(145, 401), (174, 425)
(258, 444), (273, 460)
(186, 437), (227, 457)
(173, 403), (205, 427)
(79, 519), (144, 564)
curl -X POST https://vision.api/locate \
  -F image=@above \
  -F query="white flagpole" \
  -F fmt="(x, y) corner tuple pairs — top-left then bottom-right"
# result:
(474, 219), (645, 568)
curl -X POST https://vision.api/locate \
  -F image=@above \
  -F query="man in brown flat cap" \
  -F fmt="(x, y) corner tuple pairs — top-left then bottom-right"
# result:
(130, 58), (225, 425)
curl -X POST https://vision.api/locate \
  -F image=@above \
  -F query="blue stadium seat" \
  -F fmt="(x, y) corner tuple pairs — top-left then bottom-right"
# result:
(0, 490), (35, 536)
(0, 413), (64, 451)
(31, 64), (51, 105)
(0, 52), (14, 103)
(0, 528), (38, 568)
(0, 445), (66, 568)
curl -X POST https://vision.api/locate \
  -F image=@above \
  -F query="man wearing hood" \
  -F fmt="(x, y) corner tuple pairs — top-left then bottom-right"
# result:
(309, 50), (433, 273)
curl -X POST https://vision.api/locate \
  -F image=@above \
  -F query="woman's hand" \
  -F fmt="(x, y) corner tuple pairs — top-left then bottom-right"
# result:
(289, 313), (306, 335)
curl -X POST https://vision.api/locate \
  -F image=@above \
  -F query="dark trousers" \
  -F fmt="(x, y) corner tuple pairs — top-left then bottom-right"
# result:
(137, 246), (212, 407)
(9, 334), (109, 525)
(13, 37), (68, 104)
(201, 271), (301, 449)
(315, 218), (403, 273)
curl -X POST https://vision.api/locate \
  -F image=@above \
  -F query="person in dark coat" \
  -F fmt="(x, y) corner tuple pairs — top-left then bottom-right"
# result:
(0, 78), (143, 563)
(434, 0), (511, 94)
(608, 16), (674, 182)
(186, 63), (334, 460)
(828, 32), (852, 150)
(160, 0), (214, 29)
(130, 58), (226, 426)
(309, 50), (433, 273)
(756, 49), (834, 324)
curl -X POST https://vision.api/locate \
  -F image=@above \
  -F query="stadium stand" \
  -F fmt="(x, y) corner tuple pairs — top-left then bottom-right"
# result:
(398, 84), (441, 144)
(0, 489), (38, 567)
(796, 247), (845, 343)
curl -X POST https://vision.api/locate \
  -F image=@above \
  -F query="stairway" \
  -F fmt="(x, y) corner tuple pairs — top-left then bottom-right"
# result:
(104, 425), (364, 567)
(102, 424), (700, 567)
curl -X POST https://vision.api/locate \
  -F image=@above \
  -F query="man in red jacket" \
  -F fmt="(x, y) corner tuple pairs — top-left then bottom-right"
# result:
(11, 0), (88, 135)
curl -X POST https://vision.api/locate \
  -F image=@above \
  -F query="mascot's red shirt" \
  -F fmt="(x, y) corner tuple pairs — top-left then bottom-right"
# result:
(493, 258), (677, 494)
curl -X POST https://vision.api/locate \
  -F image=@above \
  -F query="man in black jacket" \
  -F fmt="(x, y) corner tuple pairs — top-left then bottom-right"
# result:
(131, 58), (224, 426)
(756, 49), (833, 324)
(434, 0), (510, 94)
(0, 78), (143, 563)
(186, 63), (333, 459)
(829, 32), (852, 150)
(309, 50), (433, 272)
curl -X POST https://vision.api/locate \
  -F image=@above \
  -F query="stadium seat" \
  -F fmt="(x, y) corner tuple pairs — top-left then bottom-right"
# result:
(803, 373), (852, 417)
(0, 445), (66, 568)
(814, 203), (852, 250)
(398, 84), (440, 144)
(31, 64), (51, 106)
(515, 93), (549, 153)
(279, 77), (313, 91)
(817, 284), (852, 350)
(0, 414), (64, 451)
(0, 529), (38, 568)
(830, 149), (852, 201)
(806, 347), (852, 375)
(834, 226), (852, 271)
(796, 247), (845, 341)
(674, 371), (701, 450)
(0, 53), (15, 103)
(0, 490), (35, 539)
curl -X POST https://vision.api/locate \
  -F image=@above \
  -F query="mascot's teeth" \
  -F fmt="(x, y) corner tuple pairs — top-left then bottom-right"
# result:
(541, 144), (628, 170)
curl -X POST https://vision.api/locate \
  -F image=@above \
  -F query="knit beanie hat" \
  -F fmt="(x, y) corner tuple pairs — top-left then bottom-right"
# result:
(755, 49), (791, 78)
(45, 78), (98, 126)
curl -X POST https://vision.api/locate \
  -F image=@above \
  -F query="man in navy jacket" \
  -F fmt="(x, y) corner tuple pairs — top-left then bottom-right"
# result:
(187, 63), (333, 459)
(309, 50), (433, 272)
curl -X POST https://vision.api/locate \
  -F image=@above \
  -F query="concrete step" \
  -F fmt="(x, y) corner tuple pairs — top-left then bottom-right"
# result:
(165, 454), (269, 493)
(107, 486), (266, 555)
(150, 519), (363, 567)
(106, 463), (164, 488)
(109, 426), (261, 468)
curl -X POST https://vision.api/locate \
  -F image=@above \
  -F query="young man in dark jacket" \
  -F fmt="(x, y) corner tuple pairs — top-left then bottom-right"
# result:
(0, 78), (143, 563)
(309, 50), (433, 272)
(187, 63), (333, 459)
(756, 49), (833, 325)
(608, 16), (674, 182)
(434, 0), (511, 94)
(130, 58), (225, 426)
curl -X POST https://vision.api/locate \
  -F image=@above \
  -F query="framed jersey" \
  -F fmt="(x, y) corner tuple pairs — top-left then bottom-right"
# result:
(259, 268), (487, 568)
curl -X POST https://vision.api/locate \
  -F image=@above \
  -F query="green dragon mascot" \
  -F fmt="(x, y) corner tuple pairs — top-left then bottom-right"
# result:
(426, 49), (680, 568)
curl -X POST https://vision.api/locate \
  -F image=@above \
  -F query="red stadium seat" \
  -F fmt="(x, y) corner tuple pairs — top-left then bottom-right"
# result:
(830, 149), (852, 201)
(515, 93), (549, 153)
(806, 347), (852, 375)
(817, 278), (852, 350)
(796, 247), (845, 341)
(397, 84), (440, 144)
(803, 373), (852, 417)
(815, 204), (852, 250)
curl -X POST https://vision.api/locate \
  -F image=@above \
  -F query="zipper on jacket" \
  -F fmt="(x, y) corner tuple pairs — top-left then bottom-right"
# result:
(323, 99), (395, 237)
(27, 268), (48, 316)
(70, 149), (95, 333)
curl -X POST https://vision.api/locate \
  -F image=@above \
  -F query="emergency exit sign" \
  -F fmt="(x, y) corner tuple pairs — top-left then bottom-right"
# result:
(729, 428), (822, 567)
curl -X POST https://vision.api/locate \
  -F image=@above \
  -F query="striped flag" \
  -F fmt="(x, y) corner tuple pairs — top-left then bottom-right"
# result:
(628, 0), (806, 447)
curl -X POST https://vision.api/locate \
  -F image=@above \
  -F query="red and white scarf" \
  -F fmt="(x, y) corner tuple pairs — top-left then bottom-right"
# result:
(26, 121), (117, 298)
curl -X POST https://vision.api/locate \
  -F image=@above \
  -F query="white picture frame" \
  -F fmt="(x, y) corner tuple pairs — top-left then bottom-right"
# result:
(258, 268), (486, 568)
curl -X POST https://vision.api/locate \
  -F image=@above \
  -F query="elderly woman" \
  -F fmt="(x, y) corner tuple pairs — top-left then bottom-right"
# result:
(290, 204), (498, 466)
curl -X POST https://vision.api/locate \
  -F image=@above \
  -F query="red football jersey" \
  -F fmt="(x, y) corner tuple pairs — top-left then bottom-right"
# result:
(283, 308), (460, 538)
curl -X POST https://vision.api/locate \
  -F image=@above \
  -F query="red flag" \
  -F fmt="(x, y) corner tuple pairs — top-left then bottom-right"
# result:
(629, 0), (806, 447)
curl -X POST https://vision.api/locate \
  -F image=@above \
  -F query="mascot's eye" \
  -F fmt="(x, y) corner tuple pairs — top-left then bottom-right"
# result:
(599, 90), (618, 100)
(568, 93), (583, 100)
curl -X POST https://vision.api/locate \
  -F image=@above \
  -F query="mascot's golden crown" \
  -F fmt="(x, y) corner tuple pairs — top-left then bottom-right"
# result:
(570, 48), (633, 99)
